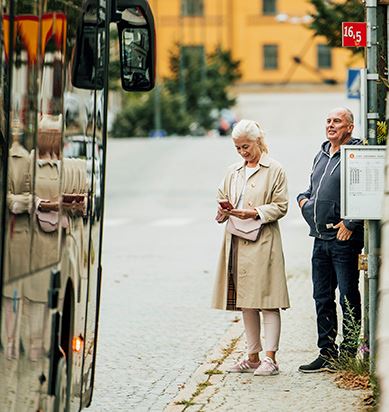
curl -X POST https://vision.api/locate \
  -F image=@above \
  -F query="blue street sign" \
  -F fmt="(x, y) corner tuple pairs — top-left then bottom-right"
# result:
(346, 68), (361, 99)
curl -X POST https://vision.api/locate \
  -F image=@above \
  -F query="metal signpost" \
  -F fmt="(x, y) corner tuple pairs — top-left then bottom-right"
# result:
(343, 11), (380, 370)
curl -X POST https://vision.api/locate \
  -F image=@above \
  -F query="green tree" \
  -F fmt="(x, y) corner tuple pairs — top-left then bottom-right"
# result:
(111, 44), (241, 136)
(111, 87), (193, 137)
(165, 44), (241, 130)
(309, 0), (364, 53)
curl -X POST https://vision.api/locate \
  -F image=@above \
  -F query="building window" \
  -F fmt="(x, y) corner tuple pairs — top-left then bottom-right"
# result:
(181, 45), (205, 66)
(181, 46), (206, 82)
(262, 0), (276, 15)
(317, 45), (332, 68)
(263, 45), (278, 70)
(181, 0), (204, 16)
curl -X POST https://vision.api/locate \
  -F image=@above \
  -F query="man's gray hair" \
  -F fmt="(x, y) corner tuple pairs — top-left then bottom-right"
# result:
(343, 108), (354, 124)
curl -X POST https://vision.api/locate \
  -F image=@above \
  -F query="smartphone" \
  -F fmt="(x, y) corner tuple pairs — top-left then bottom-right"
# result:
(219, 199), (233, 211)
(62, 194), (77, 203)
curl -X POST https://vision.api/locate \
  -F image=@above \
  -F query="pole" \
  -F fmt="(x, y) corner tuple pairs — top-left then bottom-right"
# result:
(179, 8), (186, 111)
(153, 0), (161, 134)
(366, 0), (380, 371)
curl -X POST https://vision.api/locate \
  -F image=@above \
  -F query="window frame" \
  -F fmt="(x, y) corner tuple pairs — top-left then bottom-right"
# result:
(263, 44), (279, 70)
(317, 44), (332, 69)
(262, 0), (277, 16)
(181, 0), (204, 17)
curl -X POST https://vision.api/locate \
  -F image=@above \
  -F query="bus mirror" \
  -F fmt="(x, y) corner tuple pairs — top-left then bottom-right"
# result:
(116, 2), (155, 91)
(72, 6), (105, 90)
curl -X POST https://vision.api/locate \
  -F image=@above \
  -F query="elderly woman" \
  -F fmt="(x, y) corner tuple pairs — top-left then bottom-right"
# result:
(213, 119), (290, 376)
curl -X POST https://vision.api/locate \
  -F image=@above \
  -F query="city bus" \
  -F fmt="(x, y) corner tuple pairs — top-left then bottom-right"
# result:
(0, 0), (155, 410)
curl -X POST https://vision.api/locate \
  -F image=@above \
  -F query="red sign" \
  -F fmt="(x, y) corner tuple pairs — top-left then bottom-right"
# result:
(342, 22), (367, 47)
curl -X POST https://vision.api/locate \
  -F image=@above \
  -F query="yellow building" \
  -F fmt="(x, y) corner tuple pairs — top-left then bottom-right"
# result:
(148, 0), (362, 85)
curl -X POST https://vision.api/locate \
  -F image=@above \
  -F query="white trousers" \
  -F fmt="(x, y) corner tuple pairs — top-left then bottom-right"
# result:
(242, 308), (281, 354)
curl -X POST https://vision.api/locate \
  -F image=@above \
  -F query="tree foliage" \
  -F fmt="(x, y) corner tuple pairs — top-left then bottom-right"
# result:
(309, 0), (364, 52)
(111, 88), (193, 137)
(111, 45), (241, 137)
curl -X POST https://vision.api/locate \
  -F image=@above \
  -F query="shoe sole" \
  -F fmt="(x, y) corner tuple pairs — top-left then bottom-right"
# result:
(227, 369), (255, 373)
(298, 367), (335, 374)
(253, 371), (279, 376)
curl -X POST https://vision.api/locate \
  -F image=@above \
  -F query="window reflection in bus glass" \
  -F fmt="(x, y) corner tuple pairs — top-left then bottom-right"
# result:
(121, 28), (151, 90)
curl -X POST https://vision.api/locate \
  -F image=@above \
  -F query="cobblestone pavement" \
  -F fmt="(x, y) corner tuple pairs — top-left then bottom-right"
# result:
(88, 138), (239, 412)
(89, 93), (364, 411)
(167, 274), (369, 412)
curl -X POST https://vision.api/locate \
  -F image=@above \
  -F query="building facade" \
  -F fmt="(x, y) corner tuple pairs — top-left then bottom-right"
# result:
(148, 0), (362, 85)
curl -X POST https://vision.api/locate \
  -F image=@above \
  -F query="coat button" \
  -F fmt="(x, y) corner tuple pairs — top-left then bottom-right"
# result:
(248, 201), (253, 207)
(244, 240), (248, 245)
(251, 183), (256, 188)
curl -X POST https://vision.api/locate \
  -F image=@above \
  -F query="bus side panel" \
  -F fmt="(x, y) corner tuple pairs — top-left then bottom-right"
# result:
(0, 0), (94, 409)
(0, 0), (54, 410)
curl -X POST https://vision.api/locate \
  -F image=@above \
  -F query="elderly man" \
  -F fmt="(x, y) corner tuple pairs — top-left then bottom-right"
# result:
(297, 107), (364, 372)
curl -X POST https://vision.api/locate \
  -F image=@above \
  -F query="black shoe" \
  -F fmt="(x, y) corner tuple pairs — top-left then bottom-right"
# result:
(298, 356), (335, 373)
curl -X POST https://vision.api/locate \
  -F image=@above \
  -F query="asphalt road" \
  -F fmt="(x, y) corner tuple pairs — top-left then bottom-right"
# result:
(89, 92), (360, 411)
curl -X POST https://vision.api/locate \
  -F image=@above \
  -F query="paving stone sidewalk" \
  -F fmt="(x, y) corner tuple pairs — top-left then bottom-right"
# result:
(166, 274), (370, 412)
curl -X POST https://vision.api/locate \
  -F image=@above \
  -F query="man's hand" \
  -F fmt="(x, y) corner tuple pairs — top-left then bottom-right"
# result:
(299, 198), (308, 208)
(228, 208), (257, 220)
(334, 221), (352, 241)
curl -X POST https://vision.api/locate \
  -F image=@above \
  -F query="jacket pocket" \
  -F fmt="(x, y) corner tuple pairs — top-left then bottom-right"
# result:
(315, 200), (338, 231)
(301, 198), (315, 229)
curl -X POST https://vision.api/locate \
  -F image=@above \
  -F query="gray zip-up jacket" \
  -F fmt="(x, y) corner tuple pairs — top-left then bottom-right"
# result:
(297, 138), (364, 241)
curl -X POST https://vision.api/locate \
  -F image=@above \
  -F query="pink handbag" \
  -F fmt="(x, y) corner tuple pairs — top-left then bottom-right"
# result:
(226, 215), (262, 241)
(36, 210), (69, 232)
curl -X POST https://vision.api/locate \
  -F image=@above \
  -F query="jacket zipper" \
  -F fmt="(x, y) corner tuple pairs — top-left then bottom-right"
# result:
(313, 155), (332, 236)
(330, 159), (340, 175)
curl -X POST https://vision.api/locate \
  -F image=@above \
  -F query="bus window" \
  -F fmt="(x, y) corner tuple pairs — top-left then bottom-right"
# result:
(0, 0), (156, 410)
(72, 2), (104, 90)
(30, 11), (67, 272)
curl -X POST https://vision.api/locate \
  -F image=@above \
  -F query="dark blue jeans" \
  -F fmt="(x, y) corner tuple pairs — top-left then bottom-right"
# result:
(312, 237), (363, 357)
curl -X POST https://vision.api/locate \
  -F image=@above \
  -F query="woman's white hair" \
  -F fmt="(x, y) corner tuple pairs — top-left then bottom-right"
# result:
(231, 119), (268, 153)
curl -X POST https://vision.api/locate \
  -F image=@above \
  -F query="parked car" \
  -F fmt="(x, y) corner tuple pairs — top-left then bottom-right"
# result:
(217, 108), (238, 136)
(63, 135), (102, 222)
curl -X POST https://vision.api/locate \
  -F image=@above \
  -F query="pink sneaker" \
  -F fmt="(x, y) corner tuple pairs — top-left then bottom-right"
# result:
(253, 356), (279, 376)
(228, 358), (261, 373)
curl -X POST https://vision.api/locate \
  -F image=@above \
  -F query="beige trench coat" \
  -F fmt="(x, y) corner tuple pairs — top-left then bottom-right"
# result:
(212, 154), (290, 310)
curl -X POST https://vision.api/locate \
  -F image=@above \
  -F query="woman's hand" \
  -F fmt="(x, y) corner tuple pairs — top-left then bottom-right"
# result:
(38, 200), (59, 212)
(215, 205), (229, 223)
(228, 208), (258, 220)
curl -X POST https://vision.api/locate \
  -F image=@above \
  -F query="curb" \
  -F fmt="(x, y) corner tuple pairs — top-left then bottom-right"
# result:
(164, 319), (244, 412)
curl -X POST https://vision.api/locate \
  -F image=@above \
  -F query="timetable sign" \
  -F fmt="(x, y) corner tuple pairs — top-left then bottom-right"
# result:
(342, 22), (367, 47)
(340, 146), (386, 220)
